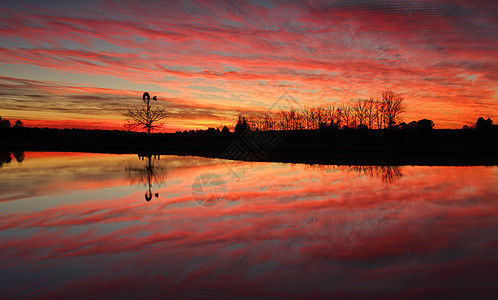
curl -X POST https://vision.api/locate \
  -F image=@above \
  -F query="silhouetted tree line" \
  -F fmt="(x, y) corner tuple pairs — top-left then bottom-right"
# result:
(236, 90), (408, 132)
(0, 123), (233, 147)
(233, 93), (496, 134)
(0, 126), (157, 147)
(397, 119), (435, 130)
(0, 117), (25, 139)
(175, 126), (231, 135)
(0, 116), (23, 129)
(462, 117), (496, 130)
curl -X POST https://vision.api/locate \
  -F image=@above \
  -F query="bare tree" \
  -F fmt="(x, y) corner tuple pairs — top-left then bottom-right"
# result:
(364, 97), (376, 129)
(374, 99), (384, 129)
(338, 103), (353, 128)
(315, 106), (327, 129)
(125, 92), (167, 134)
(324, 105), (335, 128)
(353, 99), (368, 128)
(278, 110), (290, 130)
(246, 115), (260, 131)
(235, 90), (406, 132)
(381, 90), (405, 129)
(308, 107), (318, 130)
(288, 109), (297, 130)
(262, 113), (275, 131)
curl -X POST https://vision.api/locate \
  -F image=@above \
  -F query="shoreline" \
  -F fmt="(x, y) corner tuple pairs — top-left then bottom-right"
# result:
(2, 128), (497, 166)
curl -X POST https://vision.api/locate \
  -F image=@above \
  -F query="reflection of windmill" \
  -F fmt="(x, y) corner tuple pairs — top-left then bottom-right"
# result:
(125, 154), (167, 201)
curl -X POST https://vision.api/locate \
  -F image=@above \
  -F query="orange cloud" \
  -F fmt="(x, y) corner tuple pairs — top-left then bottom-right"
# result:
(0, 0), (496, 130)
(0, 153), (497, 298)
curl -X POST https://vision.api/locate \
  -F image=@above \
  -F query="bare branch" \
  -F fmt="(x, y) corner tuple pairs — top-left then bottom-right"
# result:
(124, 94), (167, 134)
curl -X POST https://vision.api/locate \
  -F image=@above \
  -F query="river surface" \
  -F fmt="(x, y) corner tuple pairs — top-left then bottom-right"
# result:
(1, 152), (497, 299)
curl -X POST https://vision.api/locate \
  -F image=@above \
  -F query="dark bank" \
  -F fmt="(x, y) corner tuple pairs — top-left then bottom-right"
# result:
(1, 126), (497, 166)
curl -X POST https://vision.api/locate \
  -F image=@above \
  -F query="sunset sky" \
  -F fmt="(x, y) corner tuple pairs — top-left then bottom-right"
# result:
(0, 0), (496, 131)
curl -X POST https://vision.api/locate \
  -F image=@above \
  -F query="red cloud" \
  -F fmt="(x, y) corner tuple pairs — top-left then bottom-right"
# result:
(0, 0), (496, 129)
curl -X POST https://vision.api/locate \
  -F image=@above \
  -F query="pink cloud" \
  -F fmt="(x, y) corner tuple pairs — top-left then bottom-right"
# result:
(0, 153), (497, 298)
(0, 0), (496, 129)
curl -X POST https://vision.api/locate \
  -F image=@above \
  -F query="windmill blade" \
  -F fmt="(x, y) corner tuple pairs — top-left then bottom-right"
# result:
(142, 92), (150, 103)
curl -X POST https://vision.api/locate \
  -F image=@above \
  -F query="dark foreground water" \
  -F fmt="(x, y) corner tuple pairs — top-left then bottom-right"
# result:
(1, 152), (497, 299)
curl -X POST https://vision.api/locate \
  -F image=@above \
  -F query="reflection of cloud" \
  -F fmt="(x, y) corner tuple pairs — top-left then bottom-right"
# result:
(0, 152), (213, 204)
(0, 154), (497, 298)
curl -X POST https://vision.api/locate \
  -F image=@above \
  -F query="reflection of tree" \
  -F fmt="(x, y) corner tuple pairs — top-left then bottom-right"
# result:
(125, 154), (167, 201)
(306, 164), (403, 183)
(0, 151), (25, 167)
(12, 151), (25, 163)
(341, 165), (403, 184)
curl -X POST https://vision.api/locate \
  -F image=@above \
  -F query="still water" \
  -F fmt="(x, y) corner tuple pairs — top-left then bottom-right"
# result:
(0, 152), (497, 299)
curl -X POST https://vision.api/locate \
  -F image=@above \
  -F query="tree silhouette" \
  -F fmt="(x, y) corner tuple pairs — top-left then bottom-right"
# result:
(124, 92), (167, 134)
(381, 90), (405, 129)
(262, 113), (276, 130)
(415, 119), (435, 130)
(0, 116), (11, 128)
(398, 119), (435, 130)
(13, 120), (24, 128)
(234, 92), (410, 131)
(234, 115), (249, 133)
(475, 117), (493, 130)
(221, 126), (230, 134)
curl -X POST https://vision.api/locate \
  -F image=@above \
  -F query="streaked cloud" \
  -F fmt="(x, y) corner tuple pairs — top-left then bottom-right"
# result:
(0, 153), (497, 297)
(0, 0), (496, 130)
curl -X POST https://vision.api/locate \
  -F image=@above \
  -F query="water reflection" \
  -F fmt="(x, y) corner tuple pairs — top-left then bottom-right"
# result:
(306, 164), (403, 183)
(340, 165), (403, 183)
(0, 152), (497, 299)
(0, 151), (25, 167)
(125, 154), (167, 201)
